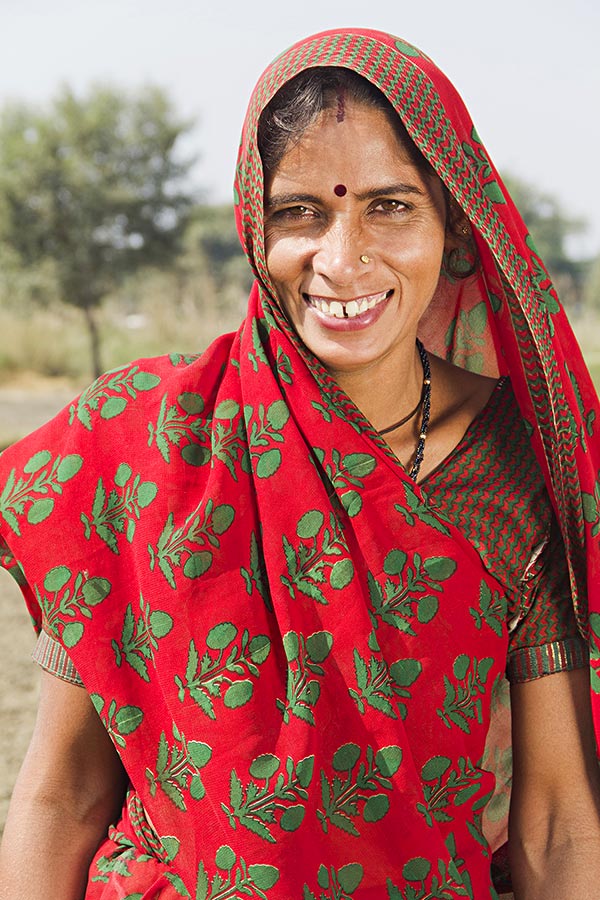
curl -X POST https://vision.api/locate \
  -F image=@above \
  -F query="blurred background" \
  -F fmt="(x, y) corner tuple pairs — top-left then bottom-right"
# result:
(0, 0), (599, 847)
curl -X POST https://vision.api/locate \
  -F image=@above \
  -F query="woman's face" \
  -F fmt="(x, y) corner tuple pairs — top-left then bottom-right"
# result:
(263, 100), (447, 377)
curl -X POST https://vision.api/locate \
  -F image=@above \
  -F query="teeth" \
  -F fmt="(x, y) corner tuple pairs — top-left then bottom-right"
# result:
(307, 291), (388, 319)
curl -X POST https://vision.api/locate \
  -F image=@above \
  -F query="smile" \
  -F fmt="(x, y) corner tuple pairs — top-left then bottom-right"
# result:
(304, 290), (391, 319)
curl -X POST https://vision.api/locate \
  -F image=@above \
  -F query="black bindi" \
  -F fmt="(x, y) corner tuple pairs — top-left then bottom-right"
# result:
(334, 184), (347, 197)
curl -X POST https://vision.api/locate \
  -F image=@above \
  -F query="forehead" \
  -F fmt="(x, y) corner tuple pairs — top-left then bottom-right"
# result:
(264, 100), (441, 206)
(265, 101), (430, 193)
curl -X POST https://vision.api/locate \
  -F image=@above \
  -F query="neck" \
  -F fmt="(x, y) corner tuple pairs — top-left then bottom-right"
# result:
(328, 339), (424, 432)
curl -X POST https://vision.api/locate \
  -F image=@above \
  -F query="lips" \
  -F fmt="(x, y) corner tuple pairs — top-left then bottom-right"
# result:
(304, 290), (391, 319)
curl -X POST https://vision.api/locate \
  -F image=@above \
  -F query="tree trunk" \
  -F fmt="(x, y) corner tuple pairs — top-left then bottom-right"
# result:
(83, 304), (102, 379)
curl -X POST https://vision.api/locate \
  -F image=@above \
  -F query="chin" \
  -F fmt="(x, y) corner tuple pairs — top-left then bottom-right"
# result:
(311, 347), (385, 376)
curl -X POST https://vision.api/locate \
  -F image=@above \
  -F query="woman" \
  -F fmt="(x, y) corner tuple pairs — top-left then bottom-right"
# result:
(1, 26), (600, 900)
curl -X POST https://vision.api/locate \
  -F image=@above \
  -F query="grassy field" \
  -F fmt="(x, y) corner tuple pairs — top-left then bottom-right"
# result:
(574, 313), (600, 388)
(0, 284), (244, 385)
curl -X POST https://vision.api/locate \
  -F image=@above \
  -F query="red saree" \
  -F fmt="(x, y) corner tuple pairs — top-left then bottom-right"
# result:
(1, 28), (600, 900)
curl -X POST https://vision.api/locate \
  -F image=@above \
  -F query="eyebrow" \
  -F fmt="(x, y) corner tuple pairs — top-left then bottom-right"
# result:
(265, 183), (424, 210)
(355, 182), (425, 201)
(264, 193), (320, 211)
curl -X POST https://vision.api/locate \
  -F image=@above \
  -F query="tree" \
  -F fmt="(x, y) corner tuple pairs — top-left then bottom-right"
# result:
(503, 173), (589, 312)
(184, 204), (253, 310)
(0, 85), (196, 376)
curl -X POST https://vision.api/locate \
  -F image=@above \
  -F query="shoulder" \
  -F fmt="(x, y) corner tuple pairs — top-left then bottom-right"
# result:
(0, 344), (236, 541)
(0, 344), (237, 595)
(0, 356), (167, 478)
(0, 342), (234, 471)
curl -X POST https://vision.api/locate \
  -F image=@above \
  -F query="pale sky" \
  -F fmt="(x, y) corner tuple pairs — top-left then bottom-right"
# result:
(1, 0), (599, 255)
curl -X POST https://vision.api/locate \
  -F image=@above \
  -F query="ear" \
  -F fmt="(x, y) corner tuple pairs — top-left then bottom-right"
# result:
(444, 201), (471, 253)
(442, 202), (477, 279)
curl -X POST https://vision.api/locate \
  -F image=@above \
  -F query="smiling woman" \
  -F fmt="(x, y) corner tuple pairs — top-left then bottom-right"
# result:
(263, 98), (448, 423)
(262, 97), (452, 477)
(1, 27), (600, 900)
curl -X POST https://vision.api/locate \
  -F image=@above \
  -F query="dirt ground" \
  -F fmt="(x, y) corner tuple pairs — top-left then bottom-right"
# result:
(0, 569), (37, 830)
(0, 378), (76, 832)
(0, 373), (80, 449)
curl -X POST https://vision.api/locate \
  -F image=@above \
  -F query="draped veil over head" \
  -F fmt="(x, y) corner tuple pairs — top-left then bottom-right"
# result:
(1, 27), (599, 900)
(235, 28), (600, 633)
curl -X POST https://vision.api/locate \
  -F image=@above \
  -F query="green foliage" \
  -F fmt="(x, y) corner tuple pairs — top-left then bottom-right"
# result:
(281, 510), (354, 604)
(276, 630), (334, 725)
(582, 475), (600, 538)
(312, 447), (377, 517)
(186, 204), (252, 293)
(196, 845), (280, 900)
(416, 755), (488, 827)
(35, 565), (111, 648)
(145, 722), (212, 811)
(504, 174), (586, 272)
(316, 743), (402, 836)
(350, 645), (422, 720)
(148, 499), (236, 588)
(221, 754), (315, 842)
(0, 450), (83, 535)
(81, 463), (158, 554)
(469, 581), (506, 637)
(246, 399), (290, 477)
(90, 694), (144, 749)
(368, 548), (456, 635)
(70, 364), (161, 430)
(394, 486), (451, 535)
(0, 85), (194, 285)
(437, 655), (495, 733)
(0, 85), (196, 373)
(112, 594), (173, 681)
(503, 173), (589, 311)
(304, 862), (364, 899)
(174, 627), (271, 719)
(584, 254), (600, 313)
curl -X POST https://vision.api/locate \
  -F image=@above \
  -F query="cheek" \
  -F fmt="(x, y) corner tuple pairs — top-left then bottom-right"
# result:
(264, 246), (303, 326)
(265, 238), (303, 296)
(387, 231), (445, 283)
(424, 234), (446, 275)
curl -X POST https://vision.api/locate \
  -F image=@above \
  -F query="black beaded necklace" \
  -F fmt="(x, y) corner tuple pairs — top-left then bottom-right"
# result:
(377, 339), (431, 481)
(409, 340), (431, 480)
(378, 390), (423, 435)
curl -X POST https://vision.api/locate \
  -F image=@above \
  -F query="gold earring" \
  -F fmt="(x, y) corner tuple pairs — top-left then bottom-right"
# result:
(360, 254), (370, 264)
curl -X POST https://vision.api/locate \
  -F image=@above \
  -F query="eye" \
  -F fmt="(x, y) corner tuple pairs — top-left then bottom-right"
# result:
(269, 204), (316, 220)
(286, 205), (312, 217)
(371, 198), (410, 214)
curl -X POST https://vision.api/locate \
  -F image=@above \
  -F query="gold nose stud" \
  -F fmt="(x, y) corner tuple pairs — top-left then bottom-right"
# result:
(360, 254), (371, 264)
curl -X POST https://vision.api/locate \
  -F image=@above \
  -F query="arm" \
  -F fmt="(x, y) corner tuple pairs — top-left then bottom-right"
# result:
(509, 667), (600, 899)
(0, 671), (127, 900)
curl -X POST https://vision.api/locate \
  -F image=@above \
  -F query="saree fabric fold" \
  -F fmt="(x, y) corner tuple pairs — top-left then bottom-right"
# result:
(1, 27), (600, 899)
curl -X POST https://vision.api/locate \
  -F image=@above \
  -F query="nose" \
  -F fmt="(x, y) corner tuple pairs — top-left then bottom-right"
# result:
(312, 219), (368, 285)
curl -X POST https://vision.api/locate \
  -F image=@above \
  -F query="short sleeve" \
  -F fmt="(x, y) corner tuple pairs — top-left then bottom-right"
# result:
(32, 630), (85, 687)
(506, 517), (588, 682)
(423, 377), (588, 684)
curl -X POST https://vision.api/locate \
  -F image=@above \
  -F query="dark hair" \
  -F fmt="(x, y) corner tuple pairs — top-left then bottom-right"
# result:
(258, 67), (433, 179)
